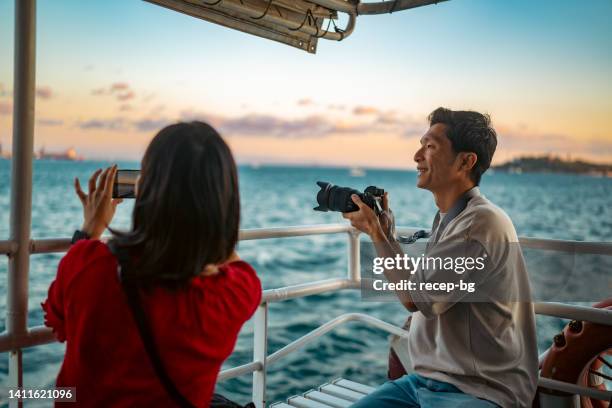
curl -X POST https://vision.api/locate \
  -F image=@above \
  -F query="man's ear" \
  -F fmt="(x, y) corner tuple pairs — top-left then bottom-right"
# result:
(458, 152), (477, 172)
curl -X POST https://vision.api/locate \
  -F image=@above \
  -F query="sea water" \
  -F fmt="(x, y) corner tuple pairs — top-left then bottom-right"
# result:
(0, 159), (611, 405)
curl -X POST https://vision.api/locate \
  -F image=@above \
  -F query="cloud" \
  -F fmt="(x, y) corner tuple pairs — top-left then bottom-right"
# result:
(91, 82), (135, 99)
(78, 116), (162, 132)
(402, 122), (428, 139)
(74, 109), (424, 140)
(497, 127), (573, 151)
(218, 112), (421, 138)
(37, 118), (64, 126)
(470, 124), (612, 162)
(78, 118), (127, 130)
(116, 91), (135, 101)
(119, 104), (133, 112)
(149, 104), (165, 115)
(0, 83), (9, 98)
(220, 114), (336, 138)
(176, 109), (426, 138)
(36, 86), (53, 100)
(153, 110), (363, 138)
(134, 118), (171, 132)
(142, 92), (156, 103)
(328, 104), (345, 111)
(83, 64), (94, 71)
(179, 109), (224, 127)
(297, 98), (314, 106)
(353, 106), (379, 116)
(585, 139), (612, 156)
(376, 111), (402, 125)
(0, 101), (11, 115)
(110, 82), (129, 92)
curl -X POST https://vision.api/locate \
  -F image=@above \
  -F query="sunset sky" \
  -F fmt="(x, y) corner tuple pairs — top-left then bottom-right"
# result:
(0, 0), (611, 168)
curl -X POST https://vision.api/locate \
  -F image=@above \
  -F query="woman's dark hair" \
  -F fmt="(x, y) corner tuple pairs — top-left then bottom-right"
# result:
(110, 121), (240, 287)
(428, 107), (497, 185)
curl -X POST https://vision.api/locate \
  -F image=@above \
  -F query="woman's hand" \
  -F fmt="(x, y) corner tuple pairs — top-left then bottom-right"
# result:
(74, 165), (123, 240)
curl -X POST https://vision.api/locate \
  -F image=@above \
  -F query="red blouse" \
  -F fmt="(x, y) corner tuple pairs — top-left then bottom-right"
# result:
(42, 239), (261, 407)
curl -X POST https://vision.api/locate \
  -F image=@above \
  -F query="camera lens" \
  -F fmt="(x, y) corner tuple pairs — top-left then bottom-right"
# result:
(314, 181), (361, 213)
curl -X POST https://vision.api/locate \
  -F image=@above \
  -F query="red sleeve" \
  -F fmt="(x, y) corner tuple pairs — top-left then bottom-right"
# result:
(41, 248), (73, 342)
(197, 260), (262, 329)
(226, 260), (262, 321)
(41, 240), (107, 342)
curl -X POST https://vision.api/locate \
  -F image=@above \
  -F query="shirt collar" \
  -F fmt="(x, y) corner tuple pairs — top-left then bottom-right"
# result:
(431, 186), (480, 236)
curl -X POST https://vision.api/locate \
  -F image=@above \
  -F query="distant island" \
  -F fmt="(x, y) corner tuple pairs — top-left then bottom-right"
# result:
(494, 155), (612, 177)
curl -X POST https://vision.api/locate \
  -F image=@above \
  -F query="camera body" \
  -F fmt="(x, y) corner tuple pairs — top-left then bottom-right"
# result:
(314, 181), (385, 215)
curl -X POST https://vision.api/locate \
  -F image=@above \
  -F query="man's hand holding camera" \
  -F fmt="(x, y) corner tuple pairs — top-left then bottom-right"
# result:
(342, 192), (395, 243)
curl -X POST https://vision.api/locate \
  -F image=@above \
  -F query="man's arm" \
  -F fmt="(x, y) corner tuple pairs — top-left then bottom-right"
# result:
(343, 193), (418, 312)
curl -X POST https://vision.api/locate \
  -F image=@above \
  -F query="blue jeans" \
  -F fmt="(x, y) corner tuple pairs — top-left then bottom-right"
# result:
(350, 374), (500, 408)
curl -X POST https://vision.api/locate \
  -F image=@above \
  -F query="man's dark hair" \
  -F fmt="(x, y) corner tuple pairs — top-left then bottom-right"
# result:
(110, 121), (240, 287)
(428, 107), (497, 185)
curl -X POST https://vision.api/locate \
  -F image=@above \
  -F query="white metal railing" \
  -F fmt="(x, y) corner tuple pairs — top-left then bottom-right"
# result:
(2, 224), (612, 407)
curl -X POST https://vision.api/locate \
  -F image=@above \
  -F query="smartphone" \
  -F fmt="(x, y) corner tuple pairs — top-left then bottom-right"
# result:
(113, 169), (140, 199)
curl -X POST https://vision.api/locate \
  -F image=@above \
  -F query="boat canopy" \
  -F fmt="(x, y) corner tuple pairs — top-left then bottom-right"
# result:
(145, 0), (447, 53)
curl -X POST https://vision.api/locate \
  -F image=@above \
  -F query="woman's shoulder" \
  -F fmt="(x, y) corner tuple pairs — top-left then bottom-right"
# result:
(59, 239), (117, 280)
(191, 260), (262, 314)
(66, 239), (114, 262)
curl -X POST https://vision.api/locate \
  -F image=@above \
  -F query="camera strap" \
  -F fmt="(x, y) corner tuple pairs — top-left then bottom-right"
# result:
(109, 243), (196, 408)
(398, 229), (431, 244)
(398, 187), (479, 245)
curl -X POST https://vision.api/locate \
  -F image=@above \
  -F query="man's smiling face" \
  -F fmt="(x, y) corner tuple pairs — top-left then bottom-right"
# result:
(413, 123), (461, 192)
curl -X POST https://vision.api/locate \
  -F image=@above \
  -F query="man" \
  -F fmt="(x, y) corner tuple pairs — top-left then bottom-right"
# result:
(344, 108), (538, 408)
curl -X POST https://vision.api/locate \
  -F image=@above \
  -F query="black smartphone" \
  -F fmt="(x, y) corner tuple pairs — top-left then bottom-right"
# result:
(113, 169), (140, 199)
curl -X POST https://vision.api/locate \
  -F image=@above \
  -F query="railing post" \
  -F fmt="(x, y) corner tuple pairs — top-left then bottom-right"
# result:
(8, 349), (23, 386)
(252, 302), (268, 408)
(7, 0), (37, 403)
(348, 228), (361, 282)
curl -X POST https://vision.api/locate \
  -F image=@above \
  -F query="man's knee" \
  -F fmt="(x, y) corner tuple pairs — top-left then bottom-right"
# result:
(350, 376), (420, 408)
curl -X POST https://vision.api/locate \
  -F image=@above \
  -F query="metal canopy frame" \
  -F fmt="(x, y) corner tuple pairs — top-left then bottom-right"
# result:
(145, 0), (447, 53)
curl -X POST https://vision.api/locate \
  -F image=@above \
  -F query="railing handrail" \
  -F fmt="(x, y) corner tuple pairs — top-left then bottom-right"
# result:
(2, 223), (612, 255)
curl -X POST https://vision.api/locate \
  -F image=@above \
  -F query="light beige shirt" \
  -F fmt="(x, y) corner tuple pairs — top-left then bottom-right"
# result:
(408, 187), (538, 408)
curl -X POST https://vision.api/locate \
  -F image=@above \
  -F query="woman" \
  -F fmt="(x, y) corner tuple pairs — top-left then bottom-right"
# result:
(42, 122), (262, 407)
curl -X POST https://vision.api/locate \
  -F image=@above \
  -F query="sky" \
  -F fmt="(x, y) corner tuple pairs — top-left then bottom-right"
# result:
(0, 0), (611, 168)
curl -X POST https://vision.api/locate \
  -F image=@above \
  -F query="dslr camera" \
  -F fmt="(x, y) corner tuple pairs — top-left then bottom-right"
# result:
(314, 181), (385, 215)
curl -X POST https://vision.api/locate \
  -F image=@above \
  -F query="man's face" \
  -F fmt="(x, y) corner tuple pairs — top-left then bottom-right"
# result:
(413, 124), (462, 192)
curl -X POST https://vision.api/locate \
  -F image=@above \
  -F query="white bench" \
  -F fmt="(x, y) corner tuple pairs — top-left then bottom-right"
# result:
(270, 378), (377, 408)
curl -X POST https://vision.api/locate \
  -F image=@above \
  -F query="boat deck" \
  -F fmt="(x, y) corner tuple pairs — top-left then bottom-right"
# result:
(270, 378), (376, 407)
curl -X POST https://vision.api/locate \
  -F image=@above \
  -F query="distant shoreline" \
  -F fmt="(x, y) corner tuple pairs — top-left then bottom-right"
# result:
(3, 155), (612, 178)
(493, 155), (612, 177)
